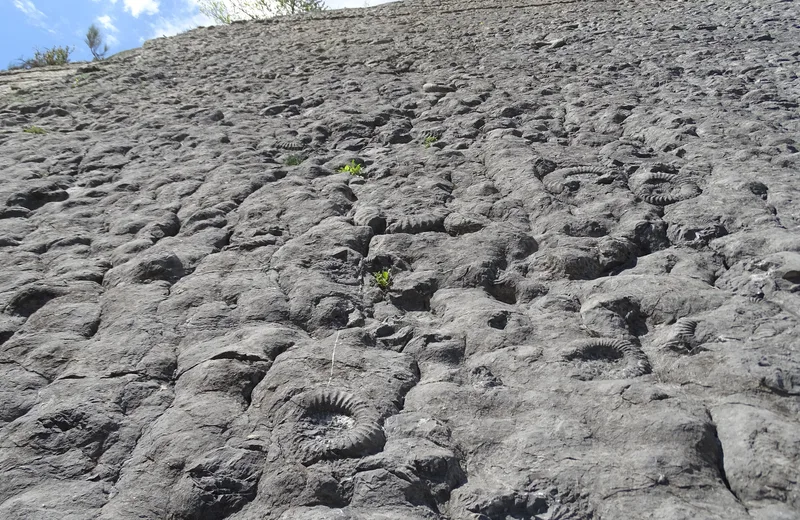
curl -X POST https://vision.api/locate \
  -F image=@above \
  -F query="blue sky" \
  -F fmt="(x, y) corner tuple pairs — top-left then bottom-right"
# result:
(1, 0), (394, 69)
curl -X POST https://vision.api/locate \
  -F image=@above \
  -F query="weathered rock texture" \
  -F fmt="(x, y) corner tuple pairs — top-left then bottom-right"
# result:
(1, 0), (799, 518)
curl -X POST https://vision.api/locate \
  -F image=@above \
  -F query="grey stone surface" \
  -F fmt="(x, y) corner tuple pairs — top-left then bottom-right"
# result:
(0, 0), (799, 518)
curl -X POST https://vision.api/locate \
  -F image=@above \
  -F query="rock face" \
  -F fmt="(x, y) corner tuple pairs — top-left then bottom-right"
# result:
(1, 0), (799, 518)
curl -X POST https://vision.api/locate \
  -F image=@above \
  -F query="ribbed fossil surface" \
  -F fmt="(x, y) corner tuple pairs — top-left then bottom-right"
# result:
(541, 165), (620, 194)
(563, 338), (652, 379)
(294, 388), (386, 463)
(0, 0), (798, 518)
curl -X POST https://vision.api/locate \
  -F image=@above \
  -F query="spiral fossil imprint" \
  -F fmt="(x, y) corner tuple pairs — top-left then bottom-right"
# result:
(541, 166), (618, 194)
(418, 128), (444, 140)
(633, 171), (701, 205)
(563, 338), (652, 378)
(662, 318), (700, 351)
(274, 139), (305, 150)
(294, 389), (385, 463)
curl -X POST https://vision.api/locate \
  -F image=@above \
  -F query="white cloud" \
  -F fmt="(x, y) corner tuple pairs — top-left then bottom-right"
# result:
(106, 34), (120, 46)
(150, 11), (214, 38)
(96, 15), (119, 32)
(124, 0), (159, 17)
(14, 0), (43, 16)
(13, 0), (47, 26)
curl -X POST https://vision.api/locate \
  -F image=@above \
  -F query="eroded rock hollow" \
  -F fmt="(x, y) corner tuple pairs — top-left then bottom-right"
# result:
(1, 0), (799, 518)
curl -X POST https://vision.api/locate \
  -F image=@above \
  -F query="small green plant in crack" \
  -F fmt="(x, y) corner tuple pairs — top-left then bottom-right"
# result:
(72, 74), (89, 88)
(372, 269), (391, 290)
(338, 160), (364, 177)
(423, 135), (438, 148)
(285, 154), (304, 166)
(23, 126), (46, 135)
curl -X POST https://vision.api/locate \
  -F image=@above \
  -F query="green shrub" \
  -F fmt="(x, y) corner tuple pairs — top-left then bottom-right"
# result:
(424, 136), (438, 148)
(72, 74), (89, 88)
(85, 24), (109, 61)
(285, 154), (304, 166)
(372, 269), (391, 289)
(23, 126), (47, 135)
(338, 160), (364, 177)
(9, 46), (74, 70)
(197, 0), (327, 24)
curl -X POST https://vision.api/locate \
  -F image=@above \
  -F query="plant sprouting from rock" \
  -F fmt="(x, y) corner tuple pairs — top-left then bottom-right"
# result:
(424, 136), (438, 148)
(72, 74), (89, 88)
(85, 24), (109, 61)
(372, 269), (391, 290)
(197, 0), (327, 24)
(338, 160), (364, 177)
(9, 46), (74, 70)
(23, 126), (47, 135)
(285, 154), (304, 166)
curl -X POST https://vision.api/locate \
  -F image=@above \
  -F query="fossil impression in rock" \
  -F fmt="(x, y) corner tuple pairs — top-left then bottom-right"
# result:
(662, 318), (700, 352)
(541, 166), (619, 194)
(294, 389), (385, 464)
(563, 338), (652, 379)
(632, 171), (701, 205)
